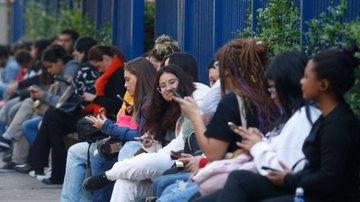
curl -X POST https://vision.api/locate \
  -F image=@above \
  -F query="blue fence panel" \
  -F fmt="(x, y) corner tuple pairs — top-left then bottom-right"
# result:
(82, 0), (97, 20)
(155, 0), (179, 40)
(216, 0), (250, 49)
(112, 0), (144, 60)
(95, 0), (112, 28)
(300, 0), (360, 45)
(11, 0), (25, 42)
(347, 0), (360, 21)
(156, 0), (249, 84)
(184, 0), (214, 83)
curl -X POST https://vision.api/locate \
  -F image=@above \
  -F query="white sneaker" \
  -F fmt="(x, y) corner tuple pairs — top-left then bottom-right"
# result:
(28, 170), (36, 177)
(36, 171), (51, 181)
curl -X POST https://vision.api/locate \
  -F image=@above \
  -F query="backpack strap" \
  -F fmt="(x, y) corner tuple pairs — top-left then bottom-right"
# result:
(236, 95), (247, 129)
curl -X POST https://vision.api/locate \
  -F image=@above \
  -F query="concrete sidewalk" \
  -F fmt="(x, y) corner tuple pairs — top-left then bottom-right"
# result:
(0, 160), (62, 202)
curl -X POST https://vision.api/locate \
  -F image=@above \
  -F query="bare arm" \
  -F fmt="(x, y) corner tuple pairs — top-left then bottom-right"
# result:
(174, 96), (229, 162)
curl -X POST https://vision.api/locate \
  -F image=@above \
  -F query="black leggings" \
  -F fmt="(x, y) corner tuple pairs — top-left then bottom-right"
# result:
(192, 170), (293, 202)
(28, 108), (82, 181)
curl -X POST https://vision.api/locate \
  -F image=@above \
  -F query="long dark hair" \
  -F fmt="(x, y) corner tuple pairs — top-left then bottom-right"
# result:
(42, 44), (72, 64)
(33, 38), (51, 60)
(141, 64), (195, 141)
(124, 57), (157, 123)
(74, 36), (98, 63)
(88, 45), (127, 63)
(162, 52), (199, 82)
(312, 45), (359, 101)
(216, 38), (277, 132)
(265, 51), (308, 127)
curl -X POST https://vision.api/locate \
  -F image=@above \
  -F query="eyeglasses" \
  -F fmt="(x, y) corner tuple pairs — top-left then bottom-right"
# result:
(157, 78), (179, 93)
(267, 86), (277, 94)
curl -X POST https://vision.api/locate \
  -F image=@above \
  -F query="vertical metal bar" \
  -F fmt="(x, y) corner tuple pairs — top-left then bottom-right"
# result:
(96, 0), (103, 29)
(251, 0), (262, 36)
(112, 0), (144, 60)
(11, 0), (24, 42)
(300, 0), (313, 46)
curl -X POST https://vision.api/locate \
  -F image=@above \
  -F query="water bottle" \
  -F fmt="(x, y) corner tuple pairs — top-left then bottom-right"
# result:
(294, 187), (305, 202)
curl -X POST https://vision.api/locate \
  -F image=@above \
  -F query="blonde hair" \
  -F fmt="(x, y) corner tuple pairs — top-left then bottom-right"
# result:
(149, 35), (180, 62)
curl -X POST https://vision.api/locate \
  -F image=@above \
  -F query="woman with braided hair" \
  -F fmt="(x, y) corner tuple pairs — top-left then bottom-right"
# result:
(174, 38), (277, 162)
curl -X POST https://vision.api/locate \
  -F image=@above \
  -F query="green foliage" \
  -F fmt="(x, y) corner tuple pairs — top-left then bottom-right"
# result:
(238, 0), (360, 116)
(239, 0), (301, 57)
(255, 0), (301, 56)
(304, 0), (347, 56)
(144, 2), (155, 52)
(344, 20), (360, 117)
(22, 0), (111, 45)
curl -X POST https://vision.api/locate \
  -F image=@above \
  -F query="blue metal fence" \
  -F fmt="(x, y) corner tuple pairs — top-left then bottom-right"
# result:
(155, 0), (360, 84)
(10, 0), (360, 83)
(112, 0), (144, 60)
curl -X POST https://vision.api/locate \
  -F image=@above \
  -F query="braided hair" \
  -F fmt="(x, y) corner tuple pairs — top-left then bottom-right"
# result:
(216, 38), (277, 132)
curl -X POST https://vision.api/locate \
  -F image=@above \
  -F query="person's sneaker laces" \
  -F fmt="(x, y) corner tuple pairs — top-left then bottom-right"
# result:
(0, 136), (12, 151)
(82, 173), (114, 191)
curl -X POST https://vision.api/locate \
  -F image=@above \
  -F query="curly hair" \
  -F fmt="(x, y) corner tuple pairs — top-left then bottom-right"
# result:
(216, 38), (277, 132)
(149, 35), (181, 62)
(141, 64), (195, 141)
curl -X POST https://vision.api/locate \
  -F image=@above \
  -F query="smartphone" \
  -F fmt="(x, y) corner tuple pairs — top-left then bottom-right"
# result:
(30, 85), (39, 92)
(261, 166), (280, 172)
(228, 122), (239, 131)
(170, 150), (182, 160)
(116, 94), (132, 106)
(98, 107), (105, 119)
(170, 89), (183, 99)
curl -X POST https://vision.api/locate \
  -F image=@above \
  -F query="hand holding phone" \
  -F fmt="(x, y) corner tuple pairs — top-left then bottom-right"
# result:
(170, 150), (183, 160)
(261, 166), (280, 172)
(29, 85), (39, 92)
(170, 89), (183, 99)
(228, 122), (240, 131)
(117, 94), (132, 106)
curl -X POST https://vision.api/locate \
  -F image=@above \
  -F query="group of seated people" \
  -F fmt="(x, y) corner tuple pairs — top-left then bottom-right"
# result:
(0, 29), (359, 202)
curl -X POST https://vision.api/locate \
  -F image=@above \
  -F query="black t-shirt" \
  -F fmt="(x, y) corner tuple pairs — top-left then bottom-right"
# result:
(204, 92), (259, 153)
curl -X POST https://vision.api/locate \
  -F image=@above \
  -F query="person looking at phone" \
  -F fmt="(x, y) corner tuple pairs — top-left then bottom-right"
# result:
(61, 57), (157, 202)
(173, 38), (277, 162)
(82, 65), (197, 201)
(217, 46), (360, 202)
(189, 51), (321, 201)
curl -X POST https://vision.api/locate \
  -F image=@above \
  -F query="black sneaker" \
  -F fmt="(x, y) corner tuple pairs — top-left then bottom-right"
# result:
(0, 136), (12, 152)
(0, 162), (17, 172)
(14, 163), (32, 173)
(82, 173), (114, 191)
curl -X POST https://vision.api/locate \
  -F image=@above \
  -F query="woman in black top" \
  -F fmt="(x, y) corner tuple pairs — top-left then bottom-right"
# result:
(216, 46), (360, 202)
(174, 38), (277, 162)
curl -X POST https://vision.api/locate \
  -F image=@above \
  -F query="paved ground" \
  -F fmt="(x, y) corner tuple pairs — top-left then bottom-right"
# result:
(0, 158), (62, 202)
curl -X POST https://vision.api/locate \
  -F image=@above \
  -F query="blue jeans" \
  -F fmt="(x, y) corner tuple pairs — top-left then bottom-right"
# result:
(153, 172), (191, 196)
(60, 142), (94, 202)
(157, 179), (198, 202)
(21, 116), (42, 145)
(91, 141), (142, 202)
(118, 141), (142, 161)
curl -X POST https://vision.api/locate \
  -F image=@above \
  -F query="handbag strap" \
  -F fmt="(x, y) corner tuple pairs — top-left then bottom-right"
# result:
(236, 95), (247, 129)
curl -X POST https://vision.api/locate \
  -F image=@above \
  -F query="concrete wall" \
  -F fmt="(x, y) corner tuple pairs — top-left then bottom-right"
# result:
(0, 0), (9, 44)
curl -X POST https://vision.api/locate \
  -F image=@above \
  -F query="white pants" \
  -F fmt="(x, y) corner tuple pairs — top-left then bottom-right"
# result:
(106, 152), (174, 202)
